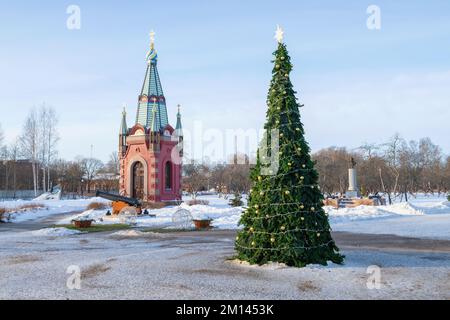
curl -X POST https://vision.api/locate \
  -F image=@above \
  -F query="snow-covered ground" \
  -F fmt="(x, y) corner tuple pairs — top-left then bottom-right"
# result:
(329, 196), (450, 240)
(1, 194), (450, 299)
(0, 198), (109, 223)
(56, 197), (243, 230)
(0, 228), (449, 299)
(3, 194), (450, 240)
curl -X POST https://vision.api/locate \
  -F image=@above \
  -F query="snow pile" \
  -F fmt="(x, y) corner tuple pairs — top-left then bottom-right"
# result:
(111, 230), (145, 237)
(58, 209), (108, 225)
(181, 203), (242, 228)
(326, 202), (424, 222)
(2, 198), (111, 223)
(61, 201), (244, 230)
(31, 227), (82, 237)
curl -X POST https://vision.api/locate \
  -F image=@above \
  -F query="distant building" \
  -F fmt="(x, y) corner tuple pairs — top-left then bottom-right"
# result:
(118, 33), (183, 202)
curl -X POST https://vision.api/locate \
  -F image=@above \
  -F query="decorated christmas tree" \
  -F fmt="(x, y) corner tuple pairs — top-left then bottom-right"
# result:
(235, 26), (344, 267)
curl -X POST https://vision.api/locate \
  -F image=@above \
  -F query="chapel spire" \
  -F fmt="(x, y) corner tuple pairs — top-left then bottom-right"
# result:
(120, 106), (128, 135)
(175, 104), (183, 138)
(136, 31), (169, 130)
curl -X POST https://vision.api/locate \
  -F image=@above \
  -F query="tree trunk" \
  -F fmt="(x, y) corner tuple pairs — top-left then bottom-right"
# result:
(32, 162), (37, 196)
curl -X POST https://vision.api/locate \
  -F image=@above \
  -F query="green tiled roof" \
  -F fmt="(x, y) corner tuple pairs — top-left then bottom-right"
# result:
(136, 48), (169, 131)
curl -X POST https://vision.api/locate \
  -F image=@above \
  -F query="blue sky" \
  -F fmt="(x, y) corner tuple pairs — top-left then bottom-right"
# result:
(0, 0), (449, 162)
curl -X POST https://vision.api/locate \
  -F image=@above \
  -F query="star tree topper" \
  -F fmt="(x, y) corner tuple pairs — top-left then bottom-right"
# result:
(274, 25), (284, 43)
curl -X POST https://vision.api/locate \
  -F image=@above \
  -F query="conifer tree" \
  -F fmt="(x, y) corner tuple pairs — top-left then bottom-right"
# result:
(229, 192), (244, 207)
(235, 30), (344, 267)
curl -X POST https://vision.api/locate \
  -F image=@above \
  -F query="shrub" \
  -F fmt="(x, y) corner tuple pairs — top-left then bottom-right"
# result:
(186, 199), (210, 206)
(17, 203), (46, 211)
(86, 202), (110, 210)
(0, 207), (7, 222)
(229, 192), (244, 207)
(347, 198), (375, 207)
(323, 198), (338, 208)
(143, 202), (167, 209)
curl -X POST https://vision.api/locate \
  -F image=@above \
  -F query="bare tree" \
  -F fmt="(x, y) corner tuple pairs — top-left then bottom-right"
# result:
(106, 152), (119, 175)
(79, 157), (104, 193)
(19, 108), (40, 196)
(182, 161), (209, 199)
(380, 133), (404, 203)
(36, 105), (59, 192)
(8, 139), (19, 197)
(0, 123), (4, 147)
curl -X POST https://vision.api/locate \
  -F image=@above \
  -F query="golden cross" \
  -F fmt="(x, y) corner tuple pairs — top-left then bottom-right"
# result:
(149, 30), (156, 49)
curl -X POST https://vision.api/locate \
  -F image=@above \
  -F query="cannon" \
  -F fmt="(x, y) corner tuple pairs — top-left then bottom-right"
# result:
(95, 191), (142, 215)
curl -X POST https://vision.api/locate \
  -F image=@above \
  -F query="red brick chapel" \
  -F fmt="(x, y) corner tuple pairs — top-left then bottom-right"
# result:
(118, 32), (183, 202)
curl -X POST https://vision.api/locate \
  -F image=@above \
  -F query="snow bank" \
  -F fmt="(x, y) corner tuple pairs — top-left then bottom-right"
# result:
(31, 228), (82, 237)
(111, 230), (145, 237)
(58, 200), (244, 230)
(326, 202), (424, 223)
(36, 193), (450, 240)
(330, 197), (450, 240)
(58, 209), (110, 225)
(2, 197), (111, 223)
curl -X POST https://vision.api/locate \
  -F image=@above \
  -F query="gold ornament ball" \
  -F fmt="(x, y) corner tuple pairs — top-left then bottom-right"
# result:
(288, 162), (292, 166)
(254, 204), (259, 209)
(297, 147), (302, 152)
(296, 128), (300, 131)
(311, 207), (315, 211)
(317, 233), (321, 237)
(300, 176), (304, 180)
(285, 190), (290, 195)
(302, 164), (306, 168)
(283, 91), (287, 94)
(266, 214), (270, 219)
(258, 176), (262, 181)
(251, 241), (256, 246)
(260, 192), (264, 196)
(236, 236), (239, 241)
(270, 237), (276, 243)
(281, 226), (286, 231)
(300, 205), (305, 209)
(301, 217), (305, 221)
(249, 227), (254, 232)
(276, 64), (280, 68)
(281, 56), (285, 60)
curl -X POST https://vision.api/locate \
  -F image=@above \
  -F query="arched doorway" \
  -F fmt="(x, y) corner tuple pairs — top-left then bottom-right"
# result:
(132, 162), (145, 200)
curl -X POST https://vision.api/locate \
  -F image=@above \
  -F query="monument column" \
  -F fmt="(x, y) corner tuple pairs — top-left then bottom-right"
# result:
(346, 157), (360, 198)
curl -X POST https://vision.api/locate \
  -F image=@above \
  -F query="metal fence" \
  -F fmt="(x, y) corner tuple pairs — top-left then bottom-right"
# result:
(0, 190), (44, 201)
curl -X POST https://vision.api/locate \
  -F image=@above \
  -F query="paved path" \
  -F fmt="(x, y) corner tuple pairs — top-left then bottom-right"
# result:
(0, 227), (449, 299)
(0, 210), (82, 232)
